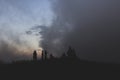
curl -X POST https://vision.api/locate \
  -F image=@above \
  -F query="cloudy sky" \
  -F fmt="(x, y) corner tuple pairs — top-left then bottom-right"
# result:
(0, 0), (120, 63)
(40, 0), (120, 63)
(0, 0), (54, 62)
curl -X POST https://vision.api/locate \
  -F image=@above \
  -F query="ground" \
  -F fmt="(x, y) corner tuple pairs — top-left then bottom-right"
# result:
(0, 58), (119, 79)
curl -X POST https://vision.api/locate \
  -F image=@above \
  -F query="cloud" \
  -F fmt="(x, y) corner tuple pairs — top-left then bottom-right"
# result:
(40, 0), (120, 63)
(0, 0), (50, 62)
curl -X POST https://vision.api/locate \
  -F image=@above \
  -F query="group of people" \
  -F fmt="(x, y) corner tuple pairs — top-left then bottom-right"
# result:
(33, 46), (77, 61)
(33, 50), (48, 61)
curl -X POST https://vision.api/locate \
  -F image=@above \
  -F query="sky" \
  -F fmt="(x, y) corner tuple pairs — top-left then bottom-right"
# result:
(0, 0), (54, 62)
(0, 0), (120, 63)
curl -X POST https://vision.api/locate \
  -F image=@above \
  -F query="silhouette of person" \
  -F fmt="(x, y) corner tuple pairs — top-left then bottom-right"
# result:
(61, 53), (66, 58)
(72, 48), (76, 57)
(41, 50), (44, 60)
(67, 46), (76, 58)
(67, 46), (73, 56)
(44, 50), (48, 60)
(50, 54), (54, 59)
(33, 50), (37, 61)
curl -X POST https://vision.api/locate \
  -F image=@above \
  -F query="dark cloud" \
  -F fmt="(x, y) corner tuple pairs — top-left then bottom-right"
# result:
(40, 0), (120, 63)
(26, 31), (33, 35)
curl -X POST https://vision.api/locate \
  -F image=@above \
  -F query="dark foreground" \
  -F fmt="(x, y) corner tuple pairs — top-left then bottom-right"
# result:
(0, 58), (120, 79)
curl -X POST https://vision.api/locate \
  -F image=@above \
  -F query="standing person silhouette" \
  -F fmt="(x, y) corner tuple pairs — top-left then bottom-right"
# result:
(33, 50), (37, 61)
(41, 50), (44, 60)
(44, 50), (48, 60)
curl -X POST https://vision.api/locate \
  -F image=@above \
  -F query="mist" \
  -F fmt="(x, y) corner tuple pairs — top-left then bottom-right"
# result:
(40, 0), (120, 63)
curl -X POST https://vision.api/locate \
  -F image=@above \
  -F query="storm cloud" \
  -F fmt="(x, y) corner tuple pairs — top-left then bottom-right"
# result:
(40, 0), (120, 63)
